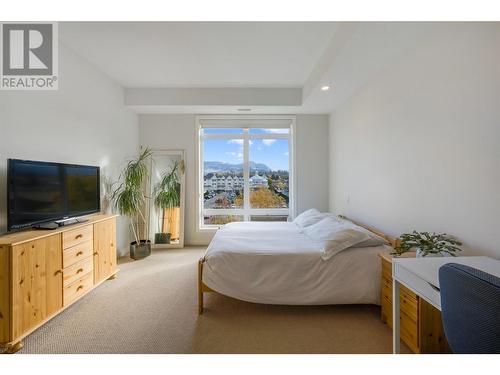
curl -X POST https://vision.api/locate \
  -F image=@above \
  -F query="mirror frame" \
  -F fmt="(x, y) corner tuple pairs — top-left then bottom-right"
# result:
(146, 149), (186, 249)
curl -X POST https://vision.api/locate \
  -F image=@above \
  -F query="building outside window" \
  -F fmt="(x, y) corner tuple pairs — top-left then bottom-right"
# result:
(197, 116), (295, 229)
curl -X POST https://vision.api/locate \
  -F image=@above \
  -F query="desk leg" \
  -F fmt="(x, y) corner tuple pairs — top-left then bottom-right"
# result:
(392, 279), (401, 354)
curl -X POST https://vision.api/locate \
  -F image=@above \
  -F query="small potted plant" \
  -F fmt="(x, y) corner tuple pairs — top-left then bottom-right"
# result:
(153, 161), (180, 244)
(111, 148), (152, 260)
(395, 231), (463, 257)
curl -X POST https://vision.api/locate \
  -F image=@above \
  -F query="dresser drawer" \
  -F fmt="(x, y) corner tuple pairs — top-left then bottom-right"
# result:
(394, 262), (441, 309)
(400, 284), (417, 300)
(400, 288), (419, 322)
(382, 258), (392, 281)
(63, 257), (93, 287)
(381, 279), (393, 328)
(63, 240), (93, 268)
(63, 225), (93, 250)
(381, 300), (393, 328)
(381, 276), (393, 304)
(63, 271), (93, 306)
(400, 310), (419, 352)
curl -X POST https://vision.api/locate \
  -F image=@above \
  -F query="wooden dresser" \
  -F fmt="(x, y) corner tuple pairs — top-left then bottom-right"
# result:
(379, 252), (451, 353)
(0, 214), (118, 353)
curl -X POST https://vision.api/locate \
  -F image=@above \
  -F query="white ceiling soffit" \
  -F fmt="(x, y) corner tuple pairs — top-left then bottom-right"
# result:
(129, 105), (305, 115)
(125, 87), (302, 107)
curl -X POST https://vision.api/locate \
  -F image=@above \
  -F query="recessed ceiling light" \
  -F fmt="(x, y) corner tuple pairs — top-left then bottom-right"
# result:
(237, 108), (251, 111)
(321, 85), (331, 91)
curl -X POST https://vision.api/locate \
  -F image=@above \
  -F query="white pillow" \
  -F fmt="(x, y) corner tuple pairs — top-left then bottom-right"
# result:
(301, 216), (349, 238)
(338, 219), (389, 247)
(293, 208), (326, 228)
(317, 216), (388, 247)
(302, 217), (371, 260)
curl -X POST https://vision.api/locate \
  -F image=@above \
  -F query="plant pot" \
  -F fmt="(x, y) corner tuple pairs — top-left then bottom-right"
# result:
(130, 240), (152, 260)
(154, 233), (171, 244)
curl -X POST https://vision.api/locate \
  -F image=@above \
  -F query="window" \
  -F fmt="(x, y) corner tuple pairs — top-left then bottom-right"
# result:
(197, 116), (295, 229)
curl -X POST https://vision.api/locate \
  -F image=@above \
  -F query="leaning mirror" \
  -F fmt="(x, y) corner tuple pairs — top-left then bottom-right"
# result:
(146, 150), (185, 249)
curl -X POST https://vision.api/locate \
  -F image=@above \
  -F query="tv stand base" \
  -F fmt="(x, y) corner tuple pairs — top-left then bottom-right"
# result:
(34, 222), (59, 230)
(34, 217), (91, 230)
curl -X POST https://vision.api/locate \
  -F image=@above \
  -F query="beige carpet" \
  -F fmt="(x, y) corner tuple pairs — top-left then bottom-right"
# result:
(17, 247), (410, 354)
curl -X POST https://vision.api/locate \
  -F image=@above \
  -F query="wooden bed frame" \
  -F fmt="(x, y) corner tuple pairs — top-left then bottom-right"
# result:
(197, 215), (399, 314)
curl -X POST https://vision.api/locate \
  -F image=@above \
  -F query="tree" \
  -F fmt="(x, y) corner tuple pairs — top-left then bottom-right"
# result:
(206, 215), (241, 225)
(215, 196), (231, 208)
(234, 187), (286, 208)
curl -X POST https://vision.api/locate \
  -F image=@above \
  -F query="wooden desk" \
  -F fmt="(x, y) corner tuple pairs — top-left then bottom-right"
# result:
(392, 256), (500, 354)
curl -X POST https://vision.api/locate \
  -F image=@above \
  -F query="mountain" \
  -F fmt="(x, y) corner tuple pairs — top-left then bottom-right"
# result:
(204, 161), (271, 173)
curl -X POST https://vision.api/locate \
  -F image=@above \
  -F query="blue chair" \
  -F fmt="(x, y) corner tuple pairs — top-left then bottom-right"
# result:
(439, 263), (500, 354)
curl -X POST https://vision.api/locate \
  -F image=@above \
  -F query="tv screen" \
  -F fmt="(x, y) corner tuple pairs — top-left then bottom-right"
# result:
(7, 159), (100, 230)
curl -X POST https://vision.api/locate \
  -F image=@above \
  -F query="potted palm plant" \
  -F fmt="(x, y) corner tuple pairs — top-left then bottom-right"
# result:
(111, 148), (152, 260)
(395, 231), (463, 257)
(153, 161), (180, 244)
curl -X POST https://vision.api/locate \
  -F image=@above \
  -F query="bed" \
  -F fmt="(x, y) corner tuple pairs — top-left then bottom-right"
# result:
(197, 215), (398, 314)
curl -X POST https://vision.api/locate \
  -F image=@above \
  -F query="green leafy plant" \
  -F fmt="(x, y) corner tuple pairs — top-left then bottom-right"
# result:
(110, 148), (152, 244)
(153, 161), (181, 233)
(394, 231), (463, 257)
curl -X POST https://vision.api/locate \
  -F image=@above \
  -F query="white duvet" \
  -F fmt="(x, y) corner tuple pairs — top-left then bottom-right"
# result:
(202, 221), (391, 305)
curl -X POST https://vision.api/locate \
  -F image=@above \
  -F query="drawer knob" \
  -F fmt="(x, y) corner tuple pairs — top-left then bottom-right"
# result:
(76, 251), (83, 256)
(75, 234), (83, 240)
(77, 268), (84, 274)
(54, 269), (62, 276)
(77, 285), (84, 291)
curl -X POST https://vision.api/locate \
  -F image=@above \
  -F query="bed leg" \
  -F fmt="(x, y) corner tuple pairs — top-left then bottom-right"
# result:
(198, 259), (204, 315)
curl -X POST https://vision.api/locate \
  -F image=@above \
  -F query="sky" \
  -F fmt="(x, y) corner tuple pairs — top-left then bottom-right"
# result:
(203, 137), (289, 171)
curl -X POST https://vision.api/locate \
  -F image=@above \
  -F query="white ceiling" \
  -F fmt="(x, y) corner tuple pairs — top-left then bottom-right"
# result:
(60, 22), (338, 87)
(302, 22), (444, 113)
(59, 22), (442, 114)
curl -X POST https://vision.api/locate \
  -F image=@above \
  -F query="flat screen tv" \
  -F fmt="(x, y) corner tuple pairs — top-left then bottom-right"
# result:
(7, 159), (100, 231)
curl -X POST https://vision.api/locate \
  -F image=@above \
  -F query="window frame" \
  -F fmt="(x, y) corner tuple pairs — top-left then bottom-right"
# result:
(196, 115), (296, 231)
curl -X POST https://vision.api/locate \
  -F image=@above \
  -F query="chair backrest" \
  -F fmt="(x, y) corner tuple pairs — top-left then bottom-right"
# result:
(439, 263), (500, 354)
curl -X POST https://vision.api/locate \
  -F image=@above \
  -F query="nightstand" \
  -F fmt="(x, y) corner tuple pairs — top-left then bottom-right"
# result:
(378, 252), (451, 354)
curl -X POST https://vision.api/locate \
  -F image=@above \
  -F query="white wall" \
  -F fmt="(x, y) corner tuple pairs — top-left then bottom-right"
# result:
(295, 114), (330, 214)
(0, 43), (139, 256)
(329, 23), (500, 257)
(140, 114), (329, 245)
